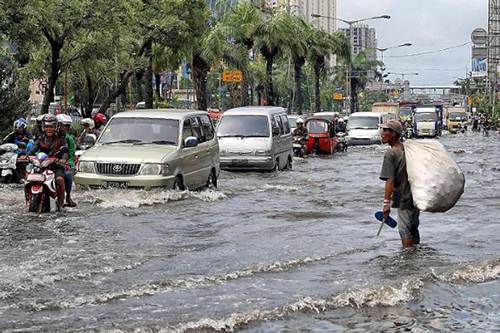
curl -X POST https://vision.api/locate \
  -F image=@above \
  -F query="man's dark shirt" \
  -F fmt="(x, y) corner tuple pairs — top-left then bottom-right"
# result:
(293, 127), (308, 138)
(379, 146), (414, 209)
(30, 134), (69, 160)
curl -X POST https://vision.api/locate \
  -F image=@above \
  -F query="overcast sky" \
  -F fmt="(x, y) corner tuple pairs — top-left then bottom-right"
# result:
(338, 0), (487, 85)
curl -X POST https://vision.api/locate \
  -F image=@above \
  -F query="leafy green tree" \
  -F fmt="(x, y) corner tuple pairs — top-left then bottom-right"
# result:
(350, 51), (382, 112)
(2, 0), (125, 114)
(254, 11), (296, 105)
(307, 30), (349, 113)
(0, 45), (30, 136)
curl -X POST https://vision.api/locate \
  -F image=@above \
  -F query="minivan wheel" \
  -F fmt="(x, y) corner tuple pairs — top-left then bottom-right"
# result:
(285, 156), (292, 170)
(173, 176), (185, 191)
(273, 158), (280, 171)
(207, 169), (218, 189)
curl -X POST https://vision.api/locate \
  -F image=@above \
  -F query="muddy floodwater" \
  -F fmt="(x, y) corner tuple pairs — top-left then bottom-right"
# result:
(0, 133), (499, 332)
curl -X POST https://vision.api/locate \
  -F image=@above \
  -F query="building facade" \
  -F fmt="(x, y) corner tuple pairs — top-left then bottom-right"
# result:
(278, 0), (337, 35)
(340, 24), (377, 62)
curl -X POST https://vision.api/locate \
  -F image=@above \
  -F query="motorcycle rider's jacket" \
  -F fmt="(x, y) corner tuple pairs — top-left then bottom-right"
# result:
(2, 130), (34, 155)
(77, 129), (100, 146)
(293, 127), (308, 138)
(335, 123), (347, 133)
(65, 134), (76, 169)
(29, 134), (69, 161)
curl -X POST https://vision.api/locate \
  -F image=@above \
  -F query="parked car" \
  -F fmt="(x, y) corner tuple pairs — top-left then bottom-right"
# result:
(75, 109), (219, 190)
(346, 112), (383, 145)
(217, 106), (293, 171)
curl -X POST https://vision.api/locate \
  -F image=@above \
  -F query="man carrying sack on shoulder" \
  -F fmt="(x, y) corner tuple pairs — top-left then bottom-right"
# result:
(379, 120), (420, 248)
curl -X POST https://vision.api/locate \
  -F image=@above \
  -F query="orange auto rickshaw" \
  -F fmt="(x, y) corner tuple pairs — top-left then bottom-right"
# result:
(304, 117), (338, 154)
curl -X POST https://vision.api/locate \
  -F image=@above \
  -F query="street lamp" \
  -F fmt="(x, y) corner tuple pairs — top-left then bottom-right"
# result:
(311, 13), (391, 113)
(376, 43), (412, 63)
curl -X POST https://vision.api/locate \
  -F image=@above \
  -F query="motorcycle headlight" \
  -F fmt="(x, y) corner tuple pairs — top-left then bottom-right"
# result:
(140, 163), (162, 175)
(78, 161), (95, 173)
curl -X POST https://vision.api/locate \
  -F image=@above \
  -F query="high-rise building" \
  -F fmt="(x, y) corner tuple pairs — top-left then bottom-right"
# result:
(340, 24), (377, 62)
(283, 0), (337, 35)
(488, 0), (500, 86)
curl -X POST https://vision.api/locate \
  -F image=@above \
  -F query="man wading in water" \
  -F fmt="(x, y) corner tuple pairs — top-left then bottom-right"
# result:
(379, 120), (420, 248)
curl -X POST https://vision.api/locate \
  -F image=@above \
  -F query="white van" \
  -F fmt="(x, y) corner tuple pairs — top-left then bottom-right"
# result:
(217, 106), (293, 171)
(414, 107), (438, 137)
(346, 112), (383, 145)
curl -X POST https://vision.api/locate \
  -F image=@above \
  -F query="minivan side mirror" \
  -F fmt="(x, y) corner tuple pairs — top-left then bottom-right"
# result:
(184, 136), (199, 148)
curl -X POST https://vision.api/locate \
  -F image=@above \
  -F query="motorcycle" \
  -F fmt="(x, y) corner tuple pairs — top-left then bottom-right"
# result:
(293, 136), (307, 158)
(459, 122), (467, 134)
(335, 132), (348, 152)
(24, 152), (61, 213)
(75, 133), (97, 168)
(0, 143), (19, 183)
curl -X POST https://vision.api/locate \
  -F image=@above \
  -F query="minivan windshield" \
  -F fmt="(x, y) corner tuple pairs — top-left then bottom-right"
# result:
(99, 118), (179, 145)
(347, 116), (379, 130)
(415, 112), (436, 122)
(217, 115), (270, 137)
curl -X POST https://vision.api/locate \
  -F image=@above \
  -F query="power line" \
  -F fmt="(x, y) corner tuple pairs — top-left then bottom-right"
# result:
(385, 42), (471, 58)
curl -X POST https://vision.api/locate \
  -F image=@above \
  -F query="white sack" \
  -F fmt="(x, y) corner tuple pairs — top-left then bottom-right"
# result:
(404, 139), (465, 212)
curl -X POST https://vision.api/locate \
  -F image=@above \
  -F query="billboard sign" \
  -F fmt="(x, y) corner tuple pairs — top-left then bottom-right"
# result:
(472, 57), (487, 77)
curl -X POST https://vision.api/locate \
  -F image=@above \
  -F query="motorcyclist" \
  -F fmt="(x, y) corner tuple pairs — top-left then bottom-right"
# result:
(335, 118), (347, 133)
(1, 118), (34, 155)
(93, 113), (107, 133)
(292, 117), (308, 139)
(31, 115), (45, 141)
(57, 114), (77, 208)
(78, 118), (100, 146)
(28, 114), (69, 211)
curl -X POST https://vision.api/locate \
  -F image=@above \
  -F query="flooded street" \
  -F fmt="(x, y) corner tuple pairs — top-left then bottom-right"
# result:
(0, 133), (499, 332)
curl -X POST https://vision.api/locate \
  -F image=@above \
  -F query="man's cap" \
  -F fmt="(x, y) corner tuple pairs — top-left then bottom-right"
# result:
(380, 120), (403, 135)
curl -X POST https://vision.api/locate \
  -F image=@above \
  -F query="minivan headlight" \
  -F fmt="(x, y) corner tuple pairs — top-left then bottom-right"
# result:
(78, 161), (95, 173)
(255, 149), (270, 156)
(140, 163), (162, 175)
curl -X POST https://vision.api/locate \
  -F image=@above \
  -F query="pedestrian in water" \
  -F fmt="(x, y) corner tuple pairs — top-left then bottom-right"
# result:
(379, 120), (420, 248)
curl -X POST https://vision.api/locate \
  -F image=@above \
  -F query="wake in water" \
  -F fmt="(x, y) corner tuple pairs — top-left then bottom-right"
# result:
(166, 258), (500, 333)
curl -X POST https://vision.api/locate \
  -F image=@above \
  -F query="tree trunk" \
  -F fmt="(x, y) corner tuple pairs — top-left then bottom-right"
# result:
(154, 73), (162, 101)
(99, 71), (134, 114)
(260, 46), (277, 106)
(144, 40), (154, 109)
(192, 52), (209, 111)
(241, 76), (250, 106)
(84, 73), (95, 117)
(134, 70), (144, 103)
(41, 44), (62, 114)
(293, 58), (305, 115)
(350, 79), (357, 113)
(314, 59), (321, 114)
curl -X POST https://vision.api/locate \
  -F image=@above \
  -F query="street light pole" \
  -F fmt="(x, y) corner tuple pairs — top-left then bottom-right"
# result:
(311, 13), (391, 113)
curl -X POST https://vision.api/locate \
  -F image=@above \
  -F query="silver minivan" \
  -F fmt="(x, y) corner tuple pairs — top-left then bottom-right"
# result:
(217, 106), (293, 171)
(75, 109), (220, 190)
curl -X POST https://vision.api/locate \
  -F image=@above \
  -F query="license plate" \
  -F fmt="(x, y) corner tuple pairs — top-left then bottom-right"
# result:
(26, 173), (45, 182)
(231, 159), (248, 166)
(105, 181), (128, 189)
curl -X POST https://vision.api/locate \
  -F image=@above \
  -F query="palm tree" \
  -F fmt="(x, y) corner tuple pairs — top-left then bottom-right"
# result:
(307, 30), (350, 114)
(254, 11), (295, 105)
(350, 51), (382, 112)
(286, 16), (308, 114)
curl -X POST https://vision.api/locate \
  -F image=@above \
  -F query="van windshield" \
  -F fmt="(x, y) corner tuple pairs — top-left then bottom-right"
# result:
(449, 112), (466, 120)
(217, 115), (270, 137)
(99, 118), (179, 145)
(415, 112), (436, 122)
(400, 108), (413, 118)
(347, 116), (379, 130)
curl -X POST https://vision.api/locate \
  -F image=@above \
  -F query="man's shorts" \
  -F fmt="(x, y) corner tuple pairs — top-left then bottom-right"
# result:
(398, 208), (420, 243)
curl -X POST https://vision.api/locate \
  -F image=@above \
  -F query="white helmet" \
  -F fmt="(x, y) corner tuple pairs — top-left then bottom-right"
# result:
(81, 118), (95, 129)
(338, 118), (344, 123)
(296, 117), (304, 124)
(343, 116), (349, 121)
(56, 114), (72, 125)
